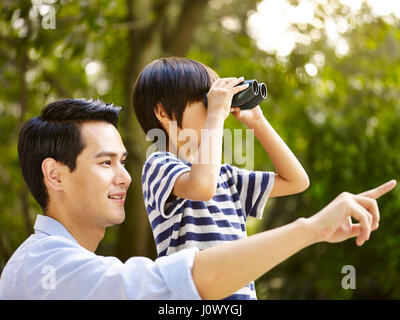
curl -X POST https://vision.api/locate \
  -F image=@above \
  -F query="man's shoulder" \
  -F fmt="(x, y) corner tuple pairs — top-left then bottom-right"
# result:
(3, 233), (87, 267)
(0, 234), (79, 298)
(0, 233), (118, 299)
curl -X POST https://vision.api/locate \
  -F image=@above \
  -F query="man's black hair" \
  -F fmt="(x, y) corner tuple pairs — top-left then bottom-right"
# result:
(17, 98), (121, 212)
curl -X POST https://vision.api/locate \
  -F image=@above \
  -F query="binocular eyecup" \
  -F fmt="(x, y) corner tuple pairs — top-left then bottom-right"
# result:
(203, 79), (267, 110)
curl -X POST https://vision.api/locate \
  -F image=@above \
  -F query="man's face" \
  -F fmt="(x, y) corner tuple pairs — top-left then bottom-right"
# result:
(61, 121), (131, 228)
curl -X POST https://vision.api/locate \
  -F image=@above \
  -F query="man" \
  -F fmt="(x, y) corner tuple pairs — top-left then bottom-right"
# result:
(0, 98), (396, 299)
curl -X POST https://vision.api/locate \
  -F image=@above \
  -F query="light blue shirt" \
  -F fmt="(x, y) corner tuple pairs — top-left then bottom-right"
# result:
(0, 214), (201, 300)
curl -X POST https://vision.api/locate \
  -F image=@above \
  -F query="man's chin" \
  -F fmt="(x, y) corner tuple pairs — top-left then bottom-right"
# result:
(106, 211), (125, 227)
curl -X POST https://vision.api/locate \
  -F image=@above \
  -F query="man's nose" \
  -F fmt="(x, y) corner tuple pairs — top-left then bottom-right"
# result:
(114, 165), (132, 187)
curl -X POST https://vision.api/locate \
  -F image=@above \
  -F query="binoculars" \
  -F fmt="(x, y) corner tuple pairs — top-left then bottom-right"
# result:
(203, 79), (267, 110)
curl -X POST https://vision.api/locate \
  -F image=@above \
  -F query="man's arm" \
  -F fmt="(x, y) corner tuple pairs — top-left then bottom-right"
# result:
(192, 216), (313, 299)
(231, 106), (310, 197)
(191, 180), (396, 299)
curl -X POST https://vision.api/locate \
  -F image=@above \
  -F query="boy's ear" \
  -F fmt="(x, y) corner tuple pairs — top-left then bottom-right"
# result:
(42, 158), (63, 192)
(154, 102), (171, 127)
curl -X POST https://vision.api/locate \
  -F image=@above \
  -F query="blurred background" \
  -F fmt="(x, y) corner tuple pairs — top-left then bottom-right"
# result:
(1, 0), (399, 299)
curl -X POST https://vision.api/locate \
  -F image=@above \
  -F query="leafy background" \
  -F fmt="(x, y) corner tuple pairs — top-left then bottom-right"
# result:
(1, 0), (399, 299)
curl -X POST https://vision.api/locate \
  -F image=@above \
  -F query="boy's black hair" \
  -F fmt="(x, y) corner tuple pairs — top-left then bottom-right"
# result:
(17, 98), (121, 212)
(132, 57), (218, 138)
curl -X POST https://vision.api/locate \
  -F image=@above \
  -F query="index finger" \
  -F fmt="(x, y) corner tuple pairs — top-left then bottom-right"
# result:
(232, 83), (249, 95)
(358, 179), (397, 200)
(220, 77), (243, 85)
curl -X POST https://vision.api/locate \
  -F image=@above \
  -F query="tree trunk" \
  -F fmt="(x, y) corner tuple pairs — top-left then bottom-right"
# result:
(162, 0), (209, 56)
(115, 0), (168, 261)
(116, 0), (210, 261)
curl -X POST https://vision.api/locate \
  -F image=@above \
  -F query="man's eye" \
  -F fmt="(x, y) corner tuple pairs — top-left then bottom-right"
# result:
(121, 159), (126, 166)
(102, 160), (112, 165)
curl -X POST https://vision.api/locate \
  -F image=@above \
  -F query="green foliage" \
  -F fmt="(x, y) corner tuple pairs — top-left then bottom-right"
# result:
(189, 0), (400, 299)
(1, 0), (399, 299)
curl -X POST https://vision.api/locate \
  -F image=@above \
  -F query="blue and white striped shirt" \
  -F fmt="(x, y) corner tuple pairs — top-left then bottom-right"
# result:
(142, 151), (275, 300)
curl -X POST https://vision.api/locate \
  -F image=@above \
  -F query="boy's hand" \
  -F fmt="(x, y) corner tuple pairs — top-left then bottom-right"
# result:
(230, 105), (265, 128)
(308, 180), (397, 246)
(206, 77), (249, 119)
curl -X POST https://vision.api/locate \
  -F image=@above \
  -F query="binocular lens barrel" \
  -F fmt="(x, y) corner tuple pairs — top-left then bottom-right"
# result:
(231, 79), (259, 107)
(259, 83), (267, 98)
(203, 78), (267, 110)
(235, 82), (268, 110)
(251, 80), (259, 94)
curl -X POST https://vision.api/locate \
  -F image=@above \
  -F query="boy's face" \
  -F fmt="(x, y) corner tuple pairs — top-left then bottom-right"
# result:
(60, 121), (131, 228)
(178, 71), (219, 145)
(180, 100), (208, 146)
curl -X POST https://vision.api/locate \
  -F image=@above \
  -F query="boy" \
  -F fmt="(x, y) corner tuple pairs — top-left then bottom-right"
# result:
(133, 57), (310, 299)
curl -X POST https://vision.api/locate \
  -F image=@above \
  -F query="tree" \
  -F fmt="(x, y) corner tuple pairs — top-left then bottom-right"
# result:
(1, 0), (399, 299)
(0, 0), (260, 263)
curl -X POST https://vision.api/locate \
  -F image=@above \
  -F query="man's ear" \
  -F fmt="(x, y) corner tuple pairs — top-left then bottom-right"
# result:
(154, 102), (172, 128)
(42, 158), (63, 191)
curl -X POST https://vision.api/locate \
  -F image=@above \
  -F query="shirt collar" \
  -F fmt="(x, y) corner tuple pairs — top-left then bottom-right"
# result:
(34, 214), (78, 244)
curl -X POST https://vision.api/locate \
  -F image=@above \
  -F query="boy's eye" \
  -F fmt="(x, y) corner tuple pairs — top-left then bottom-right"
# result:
(121, 159), (126, 166)
(101, 160), (112, 165)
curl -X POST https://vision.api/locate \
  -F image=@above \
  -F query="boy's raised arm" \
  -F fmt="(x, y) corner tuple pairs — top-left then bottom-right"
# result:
(172, 77), (249, 201)
(172, 111), (225, 201)
(231, 106), (310, 198)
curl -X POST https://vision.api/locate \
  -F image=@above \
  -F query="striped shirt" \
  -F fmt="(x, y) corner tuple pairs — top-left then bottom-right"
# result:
(142, 151), (275, 300)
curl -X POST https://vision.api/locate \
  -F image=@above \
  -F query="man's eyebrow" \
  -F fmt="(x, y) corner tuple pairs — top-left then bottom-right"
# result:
(94, 151), (128, 158)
